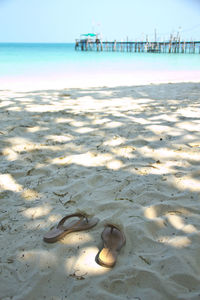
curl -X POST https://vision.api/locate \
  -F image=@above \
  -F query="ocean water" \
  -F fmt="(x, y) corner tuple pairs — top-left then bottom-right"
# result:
(0, 43), (200, 89)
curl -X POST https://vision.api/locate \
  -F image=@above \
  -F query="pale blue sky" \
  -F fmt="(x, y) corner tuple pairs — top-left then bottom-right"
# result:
(0, 0), (200, 42)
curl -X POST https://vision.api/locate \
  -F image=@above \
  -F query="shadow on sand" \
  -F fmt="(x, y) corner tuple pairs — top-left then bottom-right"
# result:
(0, 82), (200, 300)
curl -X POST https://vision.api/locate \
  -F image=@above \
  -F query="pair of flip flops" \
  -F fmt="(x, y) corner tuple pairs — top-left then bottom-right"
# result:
(43, 213), (126, 268)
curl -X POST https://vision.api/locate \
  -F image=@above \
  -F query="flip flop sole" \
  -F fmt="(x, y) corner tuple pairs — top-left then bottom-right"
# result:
(97, 247), (118, 267)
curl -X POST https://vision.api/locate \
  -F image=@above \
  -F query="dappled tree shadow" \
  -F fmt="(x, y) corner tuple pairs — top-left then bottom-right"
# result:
(0, 82), (200, 299)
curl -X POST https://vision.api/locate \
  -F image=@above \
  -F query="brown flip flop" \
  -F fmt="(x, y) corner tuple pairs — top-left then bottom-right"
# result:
(96, 224), (126, 267)
(43, 213), (99, 243)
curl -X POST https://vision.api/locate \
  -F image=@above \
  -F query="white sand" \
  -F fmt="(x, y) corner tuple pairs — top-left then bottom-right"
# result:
(1, 80), (200, 300)
(1, 69), (200, 91)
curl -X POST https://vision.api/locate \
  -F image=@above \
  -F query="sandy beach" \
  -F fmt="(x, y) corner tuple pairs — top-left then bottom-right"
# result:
(1, 80), (200, 300)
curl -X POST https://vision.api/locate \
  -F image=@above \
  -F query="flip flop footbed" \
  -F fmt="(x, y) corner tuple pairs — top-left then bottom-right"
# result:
(97, 225), (126, 267)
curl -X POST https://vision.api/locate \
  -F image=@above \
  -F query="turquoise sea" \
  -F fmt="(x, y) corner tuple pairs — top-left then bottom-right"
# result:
(0, 43), (200, 89)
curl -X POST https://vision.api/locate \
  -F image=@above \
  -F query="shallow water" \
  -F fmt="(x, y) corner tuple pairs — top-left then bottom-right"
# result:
(0, 43), (200, 89)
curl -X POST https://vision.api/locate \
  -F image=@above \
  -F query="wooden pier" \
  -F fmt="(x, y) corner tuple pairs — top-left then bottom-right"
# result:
(75, 39), (200, 54)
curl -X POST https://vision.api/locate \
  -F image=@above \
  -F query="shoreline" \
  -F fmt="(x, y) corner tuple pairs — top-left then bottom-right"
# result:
(1, 69), (200, 91)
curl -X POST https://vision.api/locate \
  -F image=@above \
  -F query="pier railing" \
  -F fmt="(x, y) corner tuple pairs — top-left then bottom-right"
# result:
(75, 40), (200, 54)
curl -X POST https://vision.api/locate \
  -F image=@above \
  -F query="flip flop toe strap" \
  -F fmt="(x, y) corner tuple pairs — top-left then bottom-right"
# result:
(57, 213), (88, 231)
(106, 223), (119, 233)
